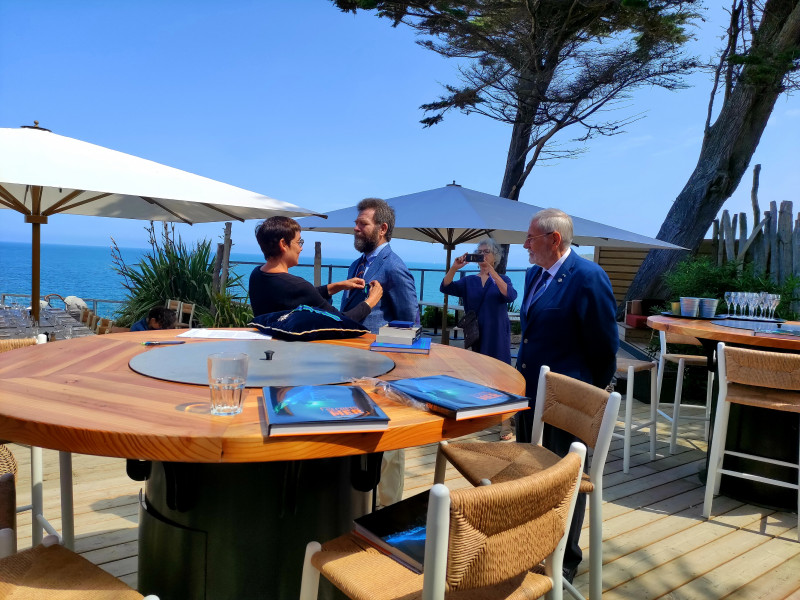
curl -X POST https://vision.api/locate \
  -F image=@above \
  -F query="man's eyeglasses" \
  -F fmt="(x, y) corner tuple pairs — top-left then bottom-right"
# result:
(524, 231), (554, 244)
(294, 238), (305, 248)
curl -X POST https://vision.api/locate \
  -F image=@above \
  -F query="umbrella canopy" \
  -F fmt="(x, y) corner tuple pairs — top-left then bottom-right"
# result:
(0, 125), (323, 320)
(300, 182), (683, 343)
(300, 183), (683, 250)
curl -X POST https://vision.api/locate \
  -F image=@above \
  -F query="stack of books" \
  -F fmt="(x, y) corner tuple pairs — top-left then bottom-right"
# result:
(371, 321), (430, 354)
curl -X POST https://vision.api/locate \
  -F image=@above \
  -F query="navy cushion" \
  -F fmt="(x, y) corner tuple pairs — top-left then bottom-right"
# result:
(249, 305), (369, 341)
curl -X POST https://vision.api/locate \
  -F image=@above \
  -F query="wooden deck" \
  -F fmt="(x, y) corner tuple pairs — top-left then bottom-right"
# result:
(7, 401), (800, 599)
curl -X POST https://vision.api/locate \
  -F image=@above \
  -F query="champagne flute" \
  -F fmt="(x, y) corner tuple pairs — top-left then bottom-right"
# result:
(724, 291), (733, 315)
(771, 294), (781, 320)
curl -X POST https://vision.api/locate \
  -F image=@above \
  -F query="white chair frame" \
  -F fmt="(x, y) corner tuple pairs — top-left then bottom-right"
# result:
(657, 330), (714, 454)
(529, 367), (621, 600)
(703, 342), (800, 541)
(300, 441), (588, 600)
(612, 359), (658, 473)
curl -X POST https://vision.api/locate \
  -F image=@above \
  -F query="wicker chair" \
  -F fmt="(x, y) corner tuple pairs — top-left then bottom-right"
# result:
(704, 343), (800, 541)
(0, 448), (159, 599)
(432, 366), (621, 600)
(176, 302), (195, 329)
(300, 442), (587, 600)
(613, 358), (658, 473)
(0, 339), (74, 550)
(657, 331), (714, 454)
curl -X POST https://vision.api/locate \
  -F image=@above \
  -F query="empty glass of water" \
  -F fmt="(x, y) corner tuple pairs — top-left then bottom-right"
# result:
(207, 352), (249, 416)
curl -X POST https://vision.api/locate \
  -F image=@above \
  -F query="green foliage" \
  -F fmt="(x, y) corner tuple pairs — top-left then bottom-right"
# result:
(111, 223), (242, 327)
(661, 257), (798, 320)
(420, 306), (455, 328)
(199, 284), (254, 328)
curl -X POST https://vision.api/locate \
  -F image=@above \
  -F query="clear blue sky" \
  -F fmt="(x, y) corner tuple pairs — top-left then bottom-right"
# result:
(1, 1), (798, 268)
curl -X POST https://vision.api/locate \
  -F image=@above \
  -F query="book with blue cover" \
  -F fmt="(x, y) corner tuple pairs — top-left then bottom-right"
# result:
(262, 385), (390, 436)
(370, 337), (431, 355)
(353, 489), (428, 573)
(389, 374), (529, 420)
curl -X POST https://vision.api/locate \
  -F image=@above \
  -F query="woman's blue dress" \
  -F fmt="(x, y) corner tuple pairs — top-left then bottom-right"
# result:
(440, 274), (517, 364)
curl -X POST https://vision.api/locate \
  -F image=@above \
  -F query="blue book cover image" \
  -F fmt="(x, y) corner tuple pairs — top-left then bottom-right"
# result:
(353, 490), (429, 572)
(389, 375), (529, 420)
(264, 385), (390, 436)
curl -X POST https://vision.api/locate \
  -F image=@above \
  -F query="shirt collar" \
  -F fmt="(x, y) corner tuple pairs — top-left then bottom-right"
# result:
(365, 242), (388, 262)
(542, 247), (571, 278)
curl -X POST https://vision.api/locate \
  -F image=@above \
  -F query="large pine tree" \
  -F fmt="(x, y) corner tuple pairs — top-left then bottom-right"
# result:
(333, 0), (699, 270)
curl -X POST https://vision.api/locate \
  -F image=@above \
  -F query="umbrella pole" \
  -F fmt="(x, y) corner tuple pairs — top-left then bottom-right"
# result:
(440, 246), (452, 346)
(31, 221), (41, 323)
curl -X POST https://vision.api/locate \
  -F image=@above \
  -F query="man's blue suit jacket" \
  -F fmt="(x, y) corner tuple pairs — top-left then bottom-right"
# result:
(340, 244), (419, 333)
(517, 251), (618, 395)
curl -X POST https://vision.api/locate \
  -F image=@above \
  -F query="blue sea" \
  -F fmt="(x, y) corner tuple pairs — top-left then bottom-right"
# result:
(0, 241), (530, 319)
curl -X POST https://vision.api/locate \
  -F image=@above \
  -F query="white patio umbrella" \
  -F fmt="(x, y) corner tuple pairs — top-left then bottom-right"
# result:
(301, 182), (683, 342)
(0, 124), (323, 321)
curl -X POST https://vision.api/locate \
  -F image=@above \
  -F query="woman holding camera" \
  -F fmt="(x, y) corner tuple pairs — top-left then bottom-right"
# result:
(439, 238), (517, 364)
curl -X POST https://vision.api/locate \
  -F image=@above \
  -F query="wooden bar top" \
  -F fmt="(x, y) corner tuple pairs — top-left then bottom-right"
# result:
(0, 329), (525, 464)
(647, 314), (800, 351)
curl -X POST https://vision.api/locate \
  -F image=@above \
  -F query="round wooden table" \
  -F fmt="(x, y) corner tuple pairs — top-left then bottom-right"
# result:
(648, 315), (800, 511)
(0, 329), (525, 600)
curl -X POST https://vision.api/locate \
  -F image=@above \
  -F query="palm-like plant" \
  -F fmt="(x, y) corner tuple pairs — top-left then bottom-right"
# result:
(112, 223), (247, 327)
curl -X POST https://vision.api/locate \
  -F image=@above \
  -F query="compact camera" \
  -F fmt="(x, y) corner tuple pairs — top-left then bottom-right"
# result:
(464, 253), (485, 263)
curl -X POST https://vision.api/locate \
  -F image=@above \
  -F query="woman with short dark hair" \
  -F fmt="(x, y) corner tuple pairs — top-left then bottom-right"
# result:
(249, 216), (382, 320)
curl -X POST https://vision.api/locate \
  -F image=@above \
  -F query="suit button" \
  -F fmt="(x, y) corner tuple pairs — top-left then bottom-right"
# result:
(521, 364), (526, 369)
(523, 338), (528, 344)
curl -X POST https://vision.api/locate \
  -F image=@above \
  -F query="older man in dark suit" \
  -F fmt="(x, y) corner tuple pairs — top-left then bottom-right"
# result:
(516, 208), (618, 581)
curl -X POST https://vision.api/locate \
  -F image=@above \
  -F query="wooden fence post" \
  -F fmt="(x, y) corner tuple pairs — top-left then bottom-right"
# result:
(314, 242), (322, 287)
(769, 202), (779, 284)
(778, 201), (793, 284)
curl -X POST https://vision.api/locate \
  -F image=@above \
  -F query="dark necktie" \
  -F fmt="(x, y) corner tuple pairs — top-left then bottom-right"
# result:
(355, 255), (369, 279)
(524, 270), (550, 314)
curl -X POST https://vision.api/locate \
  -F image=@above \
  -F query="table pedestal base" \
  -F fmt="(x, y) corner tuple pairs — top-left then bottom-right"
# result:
(137, 458), (375, 600)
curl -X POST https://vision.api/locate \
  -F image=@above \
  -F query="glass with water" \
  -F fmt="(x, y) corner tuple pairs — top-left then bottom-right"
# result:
(207, 352), (249, 416)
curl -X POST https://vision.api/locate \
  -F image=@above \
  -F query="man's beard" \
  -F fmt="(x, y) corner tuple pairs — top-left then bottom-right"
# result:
(354, 230), (380, 254)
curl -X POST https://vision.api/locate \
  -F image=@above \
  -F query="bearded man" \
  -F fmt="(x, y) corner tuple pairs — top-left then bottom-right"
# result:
(340, 198), (419, 332)
(341, 197), (419, 508)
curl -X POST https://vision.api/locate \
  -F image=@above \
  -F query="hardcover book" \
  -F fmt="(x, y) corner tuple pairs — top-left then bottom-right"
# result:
(377, 325), (421, 345)
(389, 374), (529, 420)
(262, 385), (389, 436)
(370, 337), (431, 355)
(353, 490), (429, 573)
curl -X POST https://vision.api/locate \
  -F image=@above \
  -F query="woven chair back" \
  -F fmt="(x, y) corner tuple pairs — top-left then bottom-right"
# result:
(541, 371), (610, 449)
(0, 339), (37, 353)
(724, 346), (800, 391)
(444, 451), (581, 591)
(0, 446), (17, 532)
(664, 332), (701, 347)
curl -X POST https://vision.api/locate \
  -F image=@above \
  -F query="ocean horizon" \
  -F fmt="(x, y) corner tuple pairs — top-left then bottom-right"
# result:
(0, 241), (532, 318)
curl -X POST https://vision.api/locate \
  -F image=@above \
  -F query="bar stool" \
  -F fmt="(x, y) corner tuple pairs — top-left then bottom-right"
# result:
(657, 331), (714, 454)
(613, 358), (658, 473)
(704, 342), (800, 541)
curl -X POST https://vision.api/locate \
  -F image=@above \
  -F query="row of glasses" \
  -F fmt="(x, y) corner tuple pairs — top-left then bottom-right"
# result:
(723, 291), (781, 319)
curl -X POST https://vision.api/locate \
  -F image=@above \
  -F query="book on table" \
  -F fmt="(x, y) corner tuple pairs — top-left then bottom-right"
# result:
(370, 337), (431, 355)
(388, 374), (529, 420)
(262, 385), (389, 436)
(353, 489), (428, 573)
(376, 324), (422, 345)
